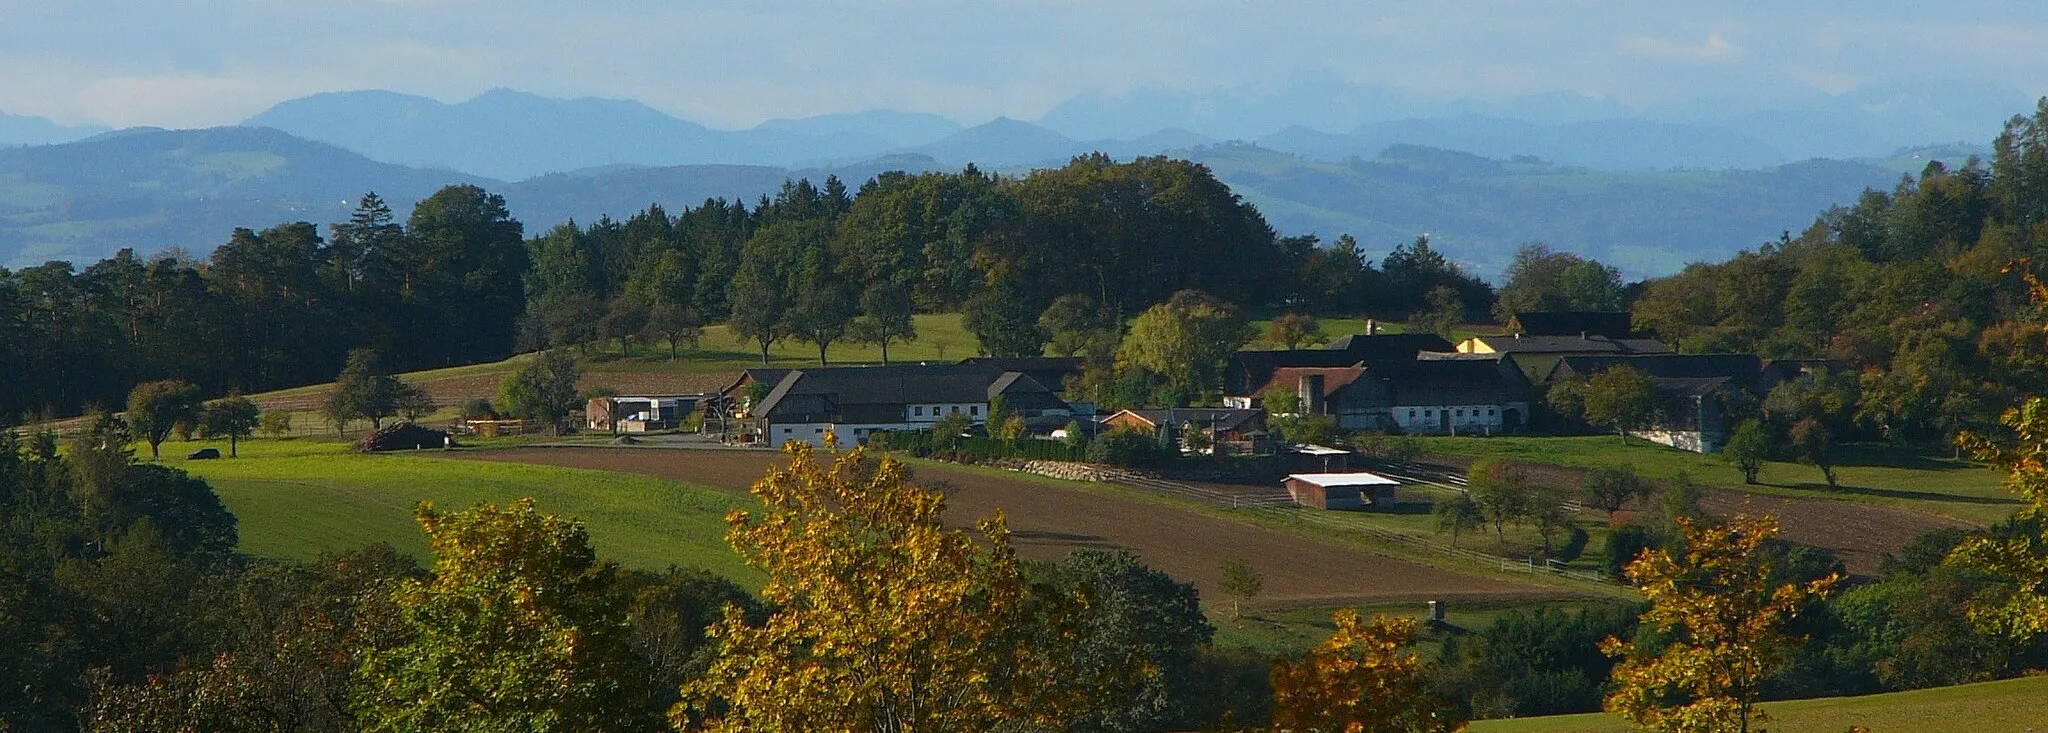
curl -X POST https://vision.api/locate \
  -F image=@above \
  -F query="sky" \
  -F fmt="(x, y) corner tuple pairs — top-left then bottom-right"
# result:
(4, 1), (2047, 130)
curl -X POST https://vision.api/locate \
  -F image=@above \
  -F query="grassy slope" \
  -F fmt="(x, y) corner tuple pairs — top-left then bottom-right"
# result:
(159, 438), (761, 584)
(1468, 674), (2048, 733)
(1417, 435), (2011, 525)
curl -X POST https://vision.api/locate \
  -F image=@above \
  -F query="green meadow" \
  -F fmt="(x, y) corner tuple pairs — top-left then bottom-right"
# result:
(158, 439), (761, 584)
(1416, 435), (2012, 525)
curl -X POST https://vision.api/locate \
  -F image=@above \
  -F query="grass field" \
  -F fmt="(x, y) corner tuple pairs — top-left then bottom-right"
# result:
(1417, 435), (2012, 525)
(1468, 674), (2048, 732)
(156, 438), (761, 584)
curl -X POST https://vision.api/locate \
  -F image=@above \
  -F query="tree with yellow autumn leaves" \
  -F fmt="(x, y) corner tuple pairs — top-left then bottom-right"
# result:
(1944, 269), (2048, 641)
(1599, 512), (1838, 733)
(1268, 609), (1463, 733)
(675, 442), (1127, 732)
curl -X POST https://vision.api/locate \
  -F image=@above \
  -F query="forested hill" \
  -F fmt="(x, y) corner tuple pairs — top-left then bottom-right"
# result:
(0, 126), (1904, 274)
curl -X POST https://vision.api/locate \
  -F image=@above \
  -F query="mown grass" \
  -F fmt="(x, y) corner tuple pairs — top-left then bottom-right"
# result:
(1417, 435), (2013, 525)
(1212, 598), (1623, 658)
(1468, 674), (2048, 733)
(157, 438), (761, 584)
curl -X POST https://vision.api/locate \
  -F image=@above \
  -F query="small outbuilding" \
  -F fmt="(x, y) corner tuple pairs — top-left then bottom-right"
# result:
(1283, 472), (1400, 510)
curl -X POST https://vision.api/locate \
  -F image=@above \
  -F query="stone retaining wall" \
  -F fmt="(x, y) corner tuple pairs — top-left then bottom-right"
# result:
(982, 458), (1137, 483)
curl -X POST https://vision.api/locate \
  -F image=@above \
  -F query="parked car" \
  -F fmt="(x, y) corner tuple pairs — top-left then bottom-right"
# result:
(185, 447), (221, 460)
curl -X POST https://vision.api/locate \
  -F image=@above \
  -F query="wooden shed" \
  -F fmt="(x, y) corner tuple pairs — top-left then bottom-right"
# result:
(1283, 472), (1400, 510)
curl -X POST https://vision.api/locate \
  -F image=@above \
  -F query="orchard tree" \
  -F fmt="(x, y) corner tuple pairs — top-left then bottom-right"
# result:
(1265, 313), (1326, 350)
(200, 394), (261, 457)
(678, 444), (1107, 731)
(1601, 512), (1839, 733)
(328, 348), (404, 431)
(1219, 557), (1263, 620)
(1269, 609), (1463, 733)
(850, 282), (917, 363)
(599, 295), (649, 356)
(1722, 419), (1771, 484)
(1580, 465), (1650, 518)
(352, 499), (656, 731)
(643, 303), (704, 359)
(498, 349), (582, 434)
(1789, 418), (1839, 489)
(1434, 494), (1484, 547)
(127, 379), (203, 459)
(963, 278), (1046, 358)
(1467, 459), (1534, 544)
(1414, 284), (1464, 340)
(1581, 366), (1658, 443)
(788, 285), (854, 366)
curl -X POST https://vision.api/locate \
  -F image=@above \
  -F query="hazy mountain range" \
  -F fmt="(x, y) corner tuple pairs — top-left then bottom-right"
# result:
(0, 123), (1921, 278)
(0, 84), (2016, 278)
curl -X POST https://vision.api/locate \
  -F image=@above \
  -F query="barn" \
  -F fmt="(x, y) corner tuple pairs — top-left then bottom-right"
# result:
(1283, 472), (1400, 510)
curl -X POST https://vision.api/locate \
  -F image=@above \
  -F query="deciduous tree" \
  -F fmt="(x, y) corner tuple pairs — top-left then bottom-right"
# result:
(1468, 459), (1534, 545)
(849, 282), (917, 363)
(1434, 494), (1484, 547)
(1219, 557), (1263, 620)
(643, 303), (704, 359)
(1722, 419), (1771, 484)
(1580, 465), (1650, 518)
(1117, 290), (1252, 404)
(127, 379), (203, 459)
(200, 394), (261, 458)
(1581, 366), (1658, 443)
(678, 444), (1102, 731)
(1946, 395), (2048, 639)
(353, 499), (655, 731)
(1601, 512), (1839, 733)
(1269, 609), (1463, 733)
(1265, 313), (1326, 350)
(497, 349), (582, 434)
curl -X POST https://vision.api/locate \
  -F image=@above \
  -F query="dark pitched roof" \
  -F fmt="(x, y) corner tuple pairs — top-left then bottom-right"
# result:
(1120, 408), (1266, 433)
(1549, 354), (1764, 388)
(753, 364), (1059, 421)
(956, 356), (1084, 392)
(1470, 334), (1670, 355)
(1354, 359), (1532, 404)
(1510, 311), (1637, 338)
(1321, 333), (1456, 357)
(723, 368), (792, 397)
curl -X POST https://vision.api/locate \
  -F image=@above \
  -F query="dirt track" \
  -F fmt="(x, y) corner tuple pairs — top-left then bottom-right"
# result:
(446, 447), (1566, 607)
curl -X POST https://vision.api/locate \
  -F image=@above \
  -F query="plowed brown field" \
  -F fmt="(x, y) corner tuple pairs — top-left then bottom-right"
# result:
(446, 447), (1567, 606)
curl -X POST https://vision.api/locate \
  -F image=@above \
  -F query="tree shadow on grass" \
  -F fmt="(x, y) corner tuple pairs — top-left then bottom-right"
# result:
(1759, 480), (2021, 506)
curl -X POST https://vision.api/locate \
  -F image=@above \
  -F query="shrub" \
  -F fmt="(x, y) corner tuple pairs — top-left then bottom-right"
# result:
(1602, 524), (1658, 579)
(1089, 428), (1167, 468)
(1558, 526), (1590, 563)
(462, 399), (499, 421)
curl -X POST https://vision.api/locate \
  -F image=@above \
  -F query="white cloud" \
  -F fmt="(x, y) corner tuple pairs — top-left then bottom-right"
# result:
(1618, 32), (1743, 63)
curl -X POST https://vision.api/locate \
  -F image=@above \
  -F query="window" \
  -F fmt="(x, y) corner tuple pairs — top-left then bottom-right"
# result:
(814, 427), (823, 434)
(1408, 409), (1417, 419)
(970, 405), (980, 416)
(1424, 409), (1433, 417)
(951, 405), (960, 414)
(1455, 409), (1464, 417)
(914, 406), (924, 416)
(1488, 407), (1496, 417)
(781, 428), (791, 434)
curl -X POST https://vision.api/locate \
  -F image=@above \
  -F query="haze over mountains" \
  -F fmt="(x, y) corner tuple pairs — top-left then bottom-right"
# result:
(0, 83), (2016, 277)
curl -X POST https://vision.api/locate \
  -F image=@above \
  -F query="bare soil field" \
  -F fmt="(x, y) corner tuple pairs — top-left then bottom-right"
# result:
(447, 446), (1568, 607)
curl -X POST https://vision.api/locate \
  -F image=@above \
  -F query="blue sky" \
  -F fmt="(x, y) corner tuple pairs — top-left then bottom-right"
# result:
(4, 1), (2046, 130)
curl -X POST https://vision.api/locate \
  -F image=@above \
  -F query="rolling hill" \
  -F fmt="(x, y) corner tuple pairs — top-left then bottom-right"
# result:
(0, 126), (1907, 276)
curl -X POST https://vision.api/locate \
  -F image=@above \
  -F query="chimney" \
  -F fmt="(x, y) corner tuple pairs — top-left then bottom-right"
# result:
(1366, 319), (1379, 336)
(1299, 374), (1326, 415)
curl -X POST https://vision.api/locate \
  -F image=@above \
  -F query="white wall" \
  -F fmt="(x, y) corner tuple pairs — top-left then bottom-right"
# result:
(904, 403), (989, 423)
(1389, 403), (1523, 435)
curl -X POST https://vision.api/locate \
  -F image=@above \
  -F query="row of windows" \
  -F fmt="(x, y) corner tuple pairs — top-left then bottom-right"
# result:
(911, 404), (980, 417)
(1405, 407), (1499, 419)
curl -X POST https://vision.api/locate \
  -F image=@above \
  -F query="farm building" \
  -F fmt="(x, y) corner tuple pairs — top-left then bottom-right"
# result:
(1450, 333), (1671, 383)
(1283, 472), (1401, 510)
(1253, 358), (1533, 435)
(1100, 407), (1271, 453)
(1504, 310), (1639, 338)
(584, 394), (712, 432)
(1222, 330), (1454, 408)
(745, 364), (1070, 448)
(1546, 353), (1784, 453)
